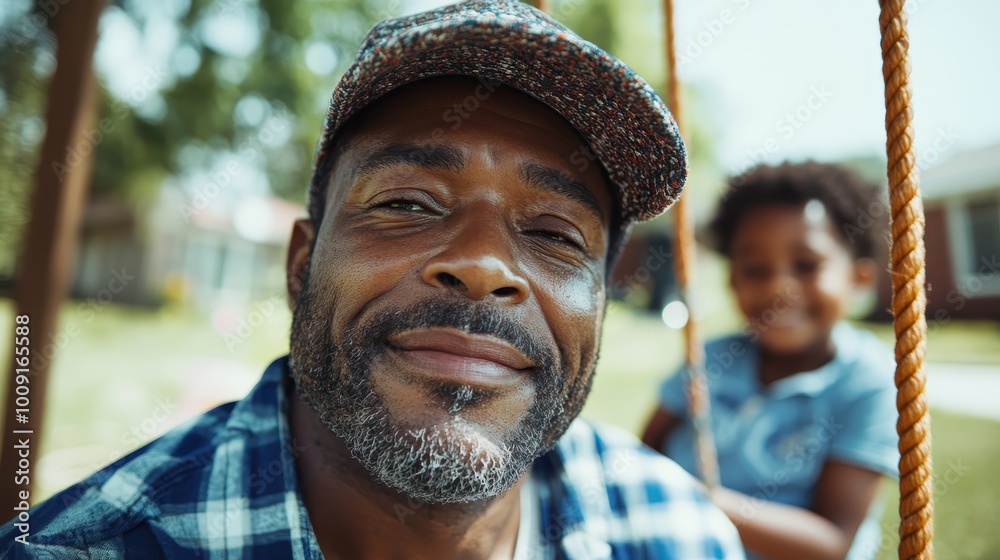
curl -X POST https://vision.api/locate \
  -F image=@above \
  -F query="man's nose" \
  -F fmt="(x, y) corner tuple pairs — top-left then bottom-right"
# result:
(420, 223), (530, 304)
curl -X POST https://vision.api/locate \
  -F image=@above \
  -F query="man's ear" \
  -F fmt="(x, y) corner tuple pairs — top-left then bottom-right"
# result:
(287, 218), (315, 310)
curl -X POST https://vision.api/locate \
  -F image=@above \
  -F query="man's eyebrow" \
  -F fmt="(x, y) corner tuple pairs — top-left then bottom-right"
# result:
(519, 162), (605, 223)
(354, 143), (466, 179)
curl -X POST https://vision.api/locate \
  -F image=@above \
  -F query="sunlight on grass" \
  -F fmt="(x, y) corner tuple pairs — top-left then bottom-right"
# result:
(871, 411), (1000, 560)
(0, 297), (291, 499)
(863, 320), (1000, 365)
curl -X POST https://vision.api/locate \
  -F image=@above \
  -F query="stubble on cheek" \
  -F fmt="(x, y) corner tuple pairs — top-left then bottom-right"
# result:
(547, 273), (605, 422)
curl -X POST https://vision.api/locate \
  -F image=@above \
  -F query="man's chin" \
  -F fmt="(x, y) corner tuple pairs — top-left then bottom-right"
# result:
(354, 417), (525, 504)
(404, 413), (508, 453)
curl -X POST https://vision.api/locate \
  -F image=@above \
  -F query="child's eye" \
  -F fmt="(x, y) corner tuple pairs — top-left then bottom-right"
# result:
(795, 260), (819, 275)
(741, 264), (769, 279)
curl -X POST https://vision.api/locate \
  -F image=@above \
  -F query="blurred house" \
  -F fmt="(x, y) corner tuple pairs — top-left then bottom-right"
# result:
(874, 143), (1000, 320)
(72, 186), (304, 308)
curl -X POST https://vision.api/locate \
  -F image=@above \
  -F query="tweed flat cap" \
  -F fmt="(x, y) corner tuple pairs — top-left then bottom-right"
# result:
(312, 0), (686, 223)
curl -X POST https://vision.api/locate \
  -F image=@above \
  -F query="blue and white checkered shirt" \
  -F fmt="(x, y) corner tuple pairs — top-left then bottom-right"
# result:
(1, 357), (744, 559)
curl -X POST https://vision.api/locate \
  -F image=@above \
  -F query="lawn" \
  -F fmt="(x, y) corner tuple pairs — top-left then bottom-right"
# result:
(0, 297), (293, 495)
(0, 296), (997, 558)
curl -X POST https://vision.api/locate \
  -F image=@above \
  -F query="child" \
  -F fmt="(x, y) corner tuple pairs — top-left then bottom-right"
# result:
(641, 162), (899, 560)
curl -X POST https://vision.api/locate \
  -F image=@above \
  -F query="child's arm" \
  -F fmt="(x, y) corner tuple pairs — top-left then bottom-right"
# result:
(640, 405), (682, 451)
(710, 460), (885, 560)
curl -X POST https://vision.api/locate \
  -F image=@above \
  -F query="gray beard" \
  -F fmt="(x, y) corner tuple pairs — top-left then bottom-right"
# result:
(288, 275), (593, 504)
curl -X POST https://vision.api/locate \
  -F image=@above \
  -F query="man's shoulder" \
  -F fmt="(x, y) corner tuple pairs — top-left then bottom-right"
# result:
(543, 420), (746, 559)
(0, 401), (241, 556)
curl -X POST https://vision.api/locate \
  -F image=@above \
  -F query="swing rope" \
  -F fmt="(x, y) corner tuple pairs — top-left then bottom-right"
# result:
(659, 0), (935, 555)
(662, 0), (720, 491)
(878, 1), (934, 558)
(534, 1), (933, 557)
(531, 0), (720, 488)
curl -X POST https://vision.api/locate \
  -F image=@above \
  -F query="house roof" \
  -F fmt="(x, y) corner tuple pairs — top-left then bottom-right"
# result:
(153, 184), (307, 246)
(922, 143), (1000, 201)
(210, 195), (306, 245)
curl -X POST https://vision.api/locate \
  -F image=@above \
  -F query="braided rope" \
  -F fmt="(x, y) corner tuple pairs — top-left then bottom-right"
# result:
(663, 0), (720, 490)
(878, 1), (934, 558)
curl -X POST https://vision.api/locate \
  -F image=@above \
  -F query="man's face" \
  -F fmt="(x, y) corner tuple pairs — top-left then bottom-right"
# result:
(288, 76), (613, 503)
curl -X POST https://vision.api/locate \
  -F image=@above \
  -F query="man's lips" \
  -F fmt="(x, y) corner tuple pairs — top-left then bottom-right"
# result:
(386, 328), (534, 387)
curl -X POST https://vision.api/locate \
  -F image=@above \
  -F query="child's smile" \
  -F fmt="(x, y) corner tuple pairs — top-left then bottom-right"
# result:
(729, 203), (874, 374)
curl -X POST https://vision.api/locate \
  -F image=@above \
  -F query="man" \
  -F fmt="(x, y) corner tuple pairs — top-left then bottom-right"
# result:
(1, 1), (744, 558)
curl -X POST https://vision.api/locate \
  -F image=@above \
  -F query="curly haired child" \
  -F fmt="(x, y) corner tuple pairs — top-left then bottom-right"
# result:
(642, 162), (898, 560)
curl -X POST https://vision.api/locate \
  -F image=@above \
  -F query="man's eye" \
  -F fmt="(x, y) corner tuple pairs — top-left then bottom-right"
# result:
(533, 230), (583, 250)
(379, 199), (425, 212)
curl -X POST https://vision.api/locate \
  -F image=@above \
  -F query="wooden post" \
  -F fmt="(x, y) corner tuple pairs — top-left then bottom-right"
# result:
(532, 0), (552, 14)
(0, 0), (107, 513)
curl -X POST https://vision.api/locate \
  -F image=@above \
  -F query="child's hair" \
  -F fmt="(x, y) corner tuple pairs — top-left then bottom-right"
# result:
(709, 161), (886, 260)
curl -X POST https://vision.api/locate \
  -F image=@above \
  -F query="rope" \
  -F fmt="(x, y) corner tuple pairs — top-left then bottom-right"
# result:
(878, 1), (934, 558)
(663, 0), (720, 490)
(546, 0), (933, 554)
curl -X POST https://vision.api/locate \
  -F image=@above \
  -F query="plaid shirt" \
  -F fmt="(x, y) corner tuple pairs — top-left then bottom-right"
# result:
(1, 357), (744, 559)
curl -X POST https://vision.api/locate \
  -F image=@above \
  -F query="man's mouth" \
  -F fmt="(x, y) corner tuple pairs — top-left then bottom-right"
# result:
(386, 328), (535, 389)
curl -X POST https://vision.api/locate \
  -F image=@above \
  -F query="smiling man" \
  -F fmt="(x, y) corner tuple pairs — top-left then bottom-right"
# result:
(1, 1), (744, 558)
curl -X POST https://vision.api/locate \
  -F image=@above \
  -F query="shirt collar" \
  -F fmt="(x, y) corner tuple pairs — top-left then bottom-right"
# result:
(764, 322), (853, 399)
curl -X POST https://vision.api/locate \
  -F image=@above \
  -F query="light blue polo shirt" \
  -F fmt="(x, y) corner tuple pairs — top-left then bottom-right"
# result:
(659, 322), (899, 560)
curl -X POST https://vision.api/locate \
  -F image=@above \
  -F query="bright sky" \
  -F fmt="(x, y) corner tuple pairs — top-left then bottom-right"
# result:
(669, 0), (1000, 173)
(408, 0), (1000, 175)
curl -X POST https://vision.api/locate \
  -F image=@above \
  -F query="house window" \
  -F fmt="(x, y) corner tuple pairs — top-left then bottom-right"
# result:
(967, 199), (1000, 273)
(950, 196), (1000, 297)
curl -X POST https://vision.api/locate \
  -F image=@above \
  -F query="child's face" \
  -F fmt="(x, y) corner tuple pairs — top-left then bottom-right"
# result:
(728, 203), (874, 356)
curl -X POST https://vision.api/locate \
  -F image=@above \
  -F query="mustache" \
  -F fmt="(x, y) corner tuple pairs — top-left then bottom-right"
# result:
(354, 300), (556, 373)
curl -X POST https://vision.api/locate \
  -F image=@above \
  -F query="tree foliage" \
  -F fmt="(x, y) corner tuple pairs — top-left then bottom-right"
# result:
(0, 0), (381, 278)
(0, 0), (721, 280)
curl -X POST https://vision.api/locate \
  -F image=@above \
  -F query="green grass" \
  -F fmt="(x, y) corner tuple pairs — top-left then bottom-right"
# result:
(0, 297), (292, 497)
(868, 411), (1000, 560)
(863, 320), (1000, 365)
(0, 296), (998, 558)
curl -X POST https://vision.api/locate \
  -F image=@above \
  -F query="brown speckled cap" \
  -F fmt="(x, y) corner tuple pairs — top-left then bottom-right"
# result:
(311, 0), (687, 223)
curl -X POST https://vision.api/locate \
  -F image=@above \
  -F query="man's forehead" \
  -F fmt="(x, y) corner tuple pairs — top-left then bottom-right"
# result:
(329, 77), (612, 204)
(343, 76), (585, 142)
